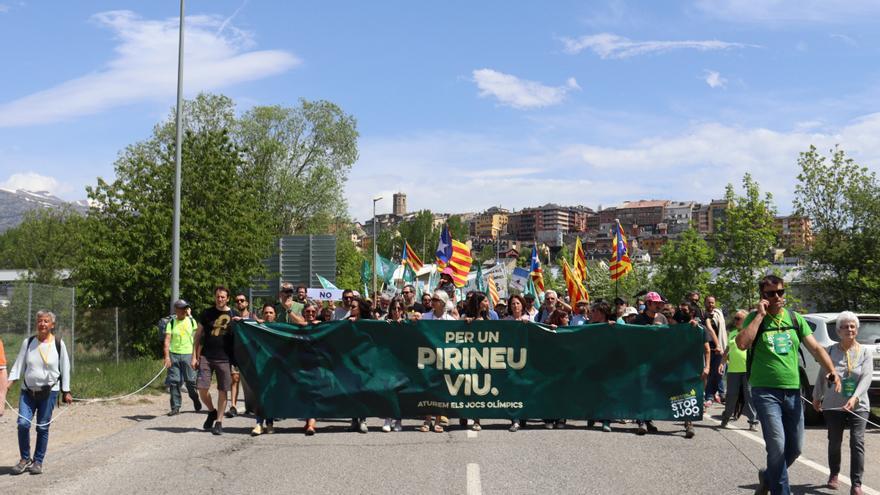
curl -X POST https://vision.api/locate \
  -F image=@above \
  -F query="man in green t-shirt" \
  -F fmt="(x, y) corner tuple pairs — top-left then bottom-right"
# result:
(735, 275), (840, 495)
(163, 299), (201, 416)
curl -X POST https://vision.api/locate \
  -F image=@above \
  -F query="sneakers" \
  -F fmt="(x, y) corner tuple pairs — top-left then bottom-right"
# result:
(471, 421), (482, 432)
(602, 422), (612, 433)
(636, 424), (647, 435)
(382, 418), (393, 433)
(203, 410), (218, 430)
(554, 419), (566, 429)
(509, 420), (520, 432)
(349, 418), (368, 433)
(755, 469), (768, 495)
(225, 406), (238, 419)
(684, 422), (695, 439)
(645, 421), (658, 433)
(251, 424), (263, 436)
(168, 408), (180, 417)
(11, 459), (32, 475)
(265, 422), (275, 434)
(827, 474), (839, 490)
(544, 421), (555, 429)
(358, 420), (368, 434)
(392, 420), (403, 432)
(28, 463), (43, 475)
(748, 422), (758, 431)
(211, 422), (223, 435)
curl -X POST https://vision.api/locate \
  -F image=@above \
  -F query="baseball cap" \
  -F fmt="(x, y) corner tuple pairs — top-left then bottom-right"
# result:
(645, 291), (666, 303)
(173, 299), (190, 309)
(623, 306), (639, 317)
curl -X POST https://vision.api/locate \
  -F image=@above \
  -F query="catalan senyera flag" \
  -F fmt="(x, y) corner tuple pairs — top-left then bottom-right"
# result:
(610, 220), (633, 281)
(561, 258), (589, 303)
(435, 225), (452, 270)
(402, 240), (424, 273)
(448, 239), (473, 287)
(487, 274), (500, 307)
(573, 237), (587, 281)
(530, 245), (545, 293)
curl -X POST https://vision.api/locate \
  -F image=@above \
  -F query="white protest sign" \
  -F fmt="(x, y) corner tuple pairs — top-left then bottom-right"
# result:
(307, 288), (345, 301)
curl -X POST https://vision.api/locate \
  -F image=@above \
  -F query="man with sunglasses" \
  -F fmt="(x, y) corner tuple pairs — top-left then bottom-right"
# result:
(333, 289), (355, 320)
(274, 283), (307, 325)
(225, 293), (254, 418)
(401, 284), (427, 314)
(736, 275), (840, 495)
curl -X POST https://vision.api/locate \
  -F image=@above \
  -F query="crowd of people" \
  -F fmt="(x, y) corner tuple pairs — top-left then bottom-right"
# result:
(0, 274), (871, 494)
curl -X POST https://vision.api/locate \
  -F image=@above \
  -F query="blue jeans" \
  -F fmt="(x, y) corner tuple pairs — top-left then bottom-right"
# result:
(751, 387), (803, 495)
(17, 390), (58, 464)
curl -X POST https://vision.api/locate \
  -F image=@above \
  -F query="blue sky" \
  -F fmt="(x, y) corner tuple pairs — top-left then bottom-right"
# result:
(2, 1), (880, 222)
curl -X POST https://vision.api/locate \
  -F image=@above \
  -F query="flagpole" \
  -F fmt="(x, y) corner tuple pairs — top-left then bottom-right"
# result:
(170, 0), (185, 311)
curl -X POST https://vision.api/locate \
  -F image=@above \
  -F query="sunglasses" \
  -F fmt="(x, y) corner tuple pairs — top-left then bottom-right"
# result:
(235, 298), (246, 303)
(763, 289), (785, 298)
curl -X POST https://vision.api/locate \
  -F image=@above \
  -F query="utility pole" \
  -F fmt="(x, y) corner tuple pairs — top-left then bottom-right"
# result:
(170, 0), (185, 311)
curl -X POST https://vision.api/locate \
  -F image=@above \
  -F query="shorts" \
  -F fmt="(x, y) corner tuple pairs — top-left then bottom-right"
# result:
(196, 357), (232, 391)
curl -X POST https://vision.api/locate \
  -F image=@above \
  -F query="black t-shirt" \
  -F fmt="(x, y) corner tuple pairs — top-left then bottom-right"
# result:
(200, 307), (238, 361)
(631, 312), (668, 326)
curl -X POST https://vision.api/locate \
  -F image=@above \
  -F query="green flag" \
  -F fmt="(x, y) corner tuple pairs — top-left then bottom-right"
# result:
(475, 264), (486, 293)
(316, 273), (338, 290)
(360, 260), (371, 285)
(403, 264), (415, 283)
(375, 254), (396, 283)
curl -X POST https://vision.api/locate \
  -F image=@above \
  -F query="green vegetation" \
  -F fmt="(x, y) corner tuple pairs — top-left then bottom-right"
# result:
(794, 145), (880, 311)
(653, 227), (714, 304)
(2, 333), (164, 405)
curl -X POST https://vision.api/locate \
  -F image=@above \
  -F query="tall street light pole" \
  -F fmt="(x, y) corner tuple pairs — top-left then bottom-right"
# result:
(372, 196), (383, 299)
(171, 0), (185, 311)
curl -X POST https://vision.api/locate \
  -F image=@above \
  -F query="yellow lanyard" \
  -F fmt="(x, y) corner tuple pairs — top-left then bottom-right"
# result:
(844, 343), (860, 376)
(37, 337), (54, 365)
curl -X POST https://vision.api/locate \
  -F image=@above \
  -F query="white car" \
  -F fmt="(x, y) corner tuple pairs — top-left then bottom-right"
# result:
(801, 313), (880, 422)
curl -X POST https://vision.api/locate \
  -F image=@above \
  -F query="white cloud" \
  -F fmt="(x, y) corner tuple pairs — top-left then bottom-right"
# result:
(346, 113), (880, 221)
(694, 0), (880, 23)
(703, 70), (727, 88)
(0, 10), (300, 127)
(561, 32), (755, 59)
(830, 33), (858, 46)
(0, 172), (70, 195)
(472, 69), (580, 109)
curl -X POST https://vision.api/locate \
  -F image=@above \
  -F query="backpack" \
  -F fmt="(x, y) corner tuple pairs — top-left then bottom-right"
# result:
(24, 336), (67, 394)
(745, 308), (807, 381)
(158, 315), (197, 350)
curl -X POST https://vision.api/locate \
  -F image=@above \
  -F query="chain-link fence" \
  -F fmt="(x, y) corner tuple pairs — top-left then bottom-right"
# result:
(0, 282), (76, 367)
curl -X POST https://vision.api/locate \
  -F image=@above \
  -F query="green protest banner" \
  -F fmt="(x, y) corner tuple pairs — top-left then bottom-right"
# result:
(233, 320), (705, 421)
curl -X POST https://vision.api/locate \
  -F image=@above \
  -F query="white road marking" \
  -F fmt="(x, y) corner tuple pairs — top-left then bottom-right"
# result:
(467, 430), (478, 438)
(467, 463), (482, 495)
(703, 417), (878, 495)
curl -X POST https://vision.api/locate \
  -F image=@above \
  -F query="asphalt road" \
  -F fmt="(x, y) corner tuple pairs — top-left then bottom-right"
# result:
(0, 402), (877, 494)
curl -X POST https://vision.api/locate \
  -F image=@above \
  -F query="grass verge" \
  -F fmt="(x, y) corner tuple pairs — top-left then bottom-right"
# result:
(2, 332), (165, 406)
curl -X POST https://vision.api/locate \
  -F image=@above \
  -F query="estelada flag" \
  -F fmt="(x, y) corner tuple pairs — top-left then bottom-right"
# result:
(610, 220), (633, 281)
(530, 245), (545, 293)
(487, 274), (500, 307)
(448, 239), (473, 287)
(402, 240), (424, 273)
(435, 225), (452, 270)
(562, 258), (589, 303)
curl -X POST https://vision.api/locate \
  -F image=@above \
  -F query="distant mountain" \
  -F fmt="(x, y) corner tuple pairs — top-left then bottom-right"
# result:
(0, 188), (88, 232)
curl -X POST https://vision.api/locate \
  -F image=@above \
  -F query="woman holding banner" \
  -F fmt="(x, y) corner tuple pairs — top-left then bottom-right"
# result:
(382, 297), (405, 432)
(503, 295), (531, 323)
(420, 291), (454, 433)
(347, 296), (373, 433)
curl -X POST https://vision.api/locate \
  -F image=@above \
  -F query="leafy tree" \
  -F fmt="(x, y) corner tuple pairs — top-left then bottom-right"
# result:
(793, 145), (880, 310)
(236, 98), (358, 235)
(554, 244), (571, 265)
(653, 228), (714, 304)
(397, 210), (440, 262)
(335, 231), (365, 291)
(712, 174), (778, 309)
(477, 244), (495, 264)
(79, 127), (275, 356)
(446, 215), (469, 241)
(0, 207), (87, 284)
(583, 260), (653, 304)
